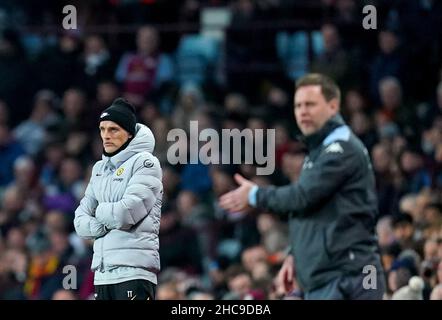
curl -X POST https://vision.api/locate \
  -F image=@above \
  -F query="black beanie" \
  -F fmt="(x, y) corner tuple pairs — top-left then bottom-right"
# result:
(99, 98), (137, 136)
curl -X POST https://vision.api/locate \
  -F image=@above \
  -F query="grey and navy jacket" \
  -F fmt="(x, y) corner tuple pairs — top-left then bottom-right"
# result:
(74, 123), (162, 275)
(251, 114), (382, 292)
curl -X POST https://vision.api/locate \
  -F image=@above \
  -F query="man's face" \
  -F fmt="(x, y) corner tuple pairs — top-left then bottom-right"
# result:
(393, 223), (414, 242)
(294, 85), (338, 136)
(99, 121), (131, 153)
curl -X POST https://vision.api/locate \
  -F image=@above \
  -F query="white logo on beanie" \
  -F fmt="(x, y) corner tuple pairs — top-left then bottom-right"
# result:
(100, 112), (109, 118)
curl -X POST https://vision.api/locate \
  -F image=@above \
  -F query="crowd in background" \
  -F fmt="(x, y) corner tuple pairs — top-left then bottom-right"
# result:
(0, 0), (441, 300)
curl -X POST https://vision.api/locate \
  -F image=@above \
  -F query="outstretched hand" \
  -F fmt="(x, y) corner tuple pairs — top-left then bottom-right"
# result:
(219, 174), (256, 213)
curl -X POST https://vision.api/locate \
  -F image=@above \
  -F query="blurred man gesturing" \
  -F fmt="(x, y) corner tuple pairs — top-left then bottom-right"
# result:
(220, 74), (385, 300)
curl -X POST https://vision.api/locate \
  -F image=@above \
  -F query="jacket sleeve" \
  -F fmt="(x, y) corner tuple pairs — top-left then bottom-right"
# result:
(74, 176), (108, 239)
(256, 141), (360, 215)
(95, 155), (162, 230)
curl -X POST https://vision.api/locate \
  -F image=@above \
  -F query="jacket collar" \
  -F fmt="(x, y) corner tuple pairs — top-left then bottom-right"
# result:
(299, 114), (346, 150)
(103, 148), (134, 170)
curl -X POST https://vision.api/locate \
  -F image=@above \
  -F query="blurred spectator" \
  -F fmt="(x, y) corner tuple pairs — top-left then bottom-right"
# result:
(149, 117), (172, 164)
(95, 80), (120, 111)
(156, 280), (184, 300)
(422, 203), (442, 238)
(225, 0), (280, 100)
(39, 142), (65, 187)
(34, 31), (81, 96)
(372, 143), (401, 216)
(162, 164), (181, 204)
(430, 283), (442, 300)
(24, 228), (64, 299)
(177, 190), (211, 229)
(180, 162), (213, 196)
(419, 82), (442, 129)
(377, 77), (417, 141)
(391, 276), (424, 300)
(0, 248), (27, 299)
(48, 228), (78, 267)
(159, 208), (203, 274)
(0, 185), (29, 235)
(266, 86), (291, 124)
(342, 88), (368, 117)
(140, 101), (161, 128)
(387, 257), (416, 295)
(423, 238), (439, 262)
(311, 23), (354, 91)
(370, 29), (404, 103)
(437, 260), (442, 285)
(241, 245), (267, 274)
(223, 265), (252, 299)
(172, 82), (205, 133)
(115, 25), (174, 108)
(0, 124), (25, 188)
(11, 156), (43, 208)
(398, 147), (431, 194)
(76, 34), (115, 97)
(391, 213), (424, 255)
(13, 90), (59, 156)
(64, 129), (90, 164)
(420, 258), (439, 299)
(280, 143), (305, 183)
(273, 123), (292, 169)
(0, 29), (30, 126)
(432, 141), (442, 190)
(43, 157), (84, 214)
(380, 241), (402, 275)
(176, 189), (216, 263)
(377, 216), (395, 248)
(0, 100), (9, 126)
(58, 88), (90, 136)
(5, 227), (26, 252)
(188, 290), (215, 300)
(398, 0), (442, 100)
(349, 111), (377, 150)
(256, 213), (288, 265)
(51, 289), (78, 300)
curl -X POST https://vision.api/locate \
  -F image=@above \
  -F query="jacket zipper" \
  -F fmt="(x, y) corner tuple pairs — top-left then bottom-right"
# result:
(99, 162), (114, 272)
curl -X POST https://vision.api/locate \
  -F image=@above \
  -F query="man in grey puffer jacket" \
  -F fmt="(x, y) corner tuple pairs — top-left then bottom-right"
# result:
(74, 98), (162, 300)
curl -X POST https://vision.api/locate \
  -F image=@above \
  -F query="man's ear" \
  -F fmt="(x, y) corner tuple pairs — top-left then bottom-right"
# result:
(329, 98), (340, 114)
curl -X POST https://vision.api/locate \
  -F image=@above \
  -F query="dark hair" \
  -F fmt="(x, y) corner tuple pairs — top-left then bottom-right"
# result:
(391, 213), (414, 228)
(295, 73), (341, 103)
(225, 264), (249, 282)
